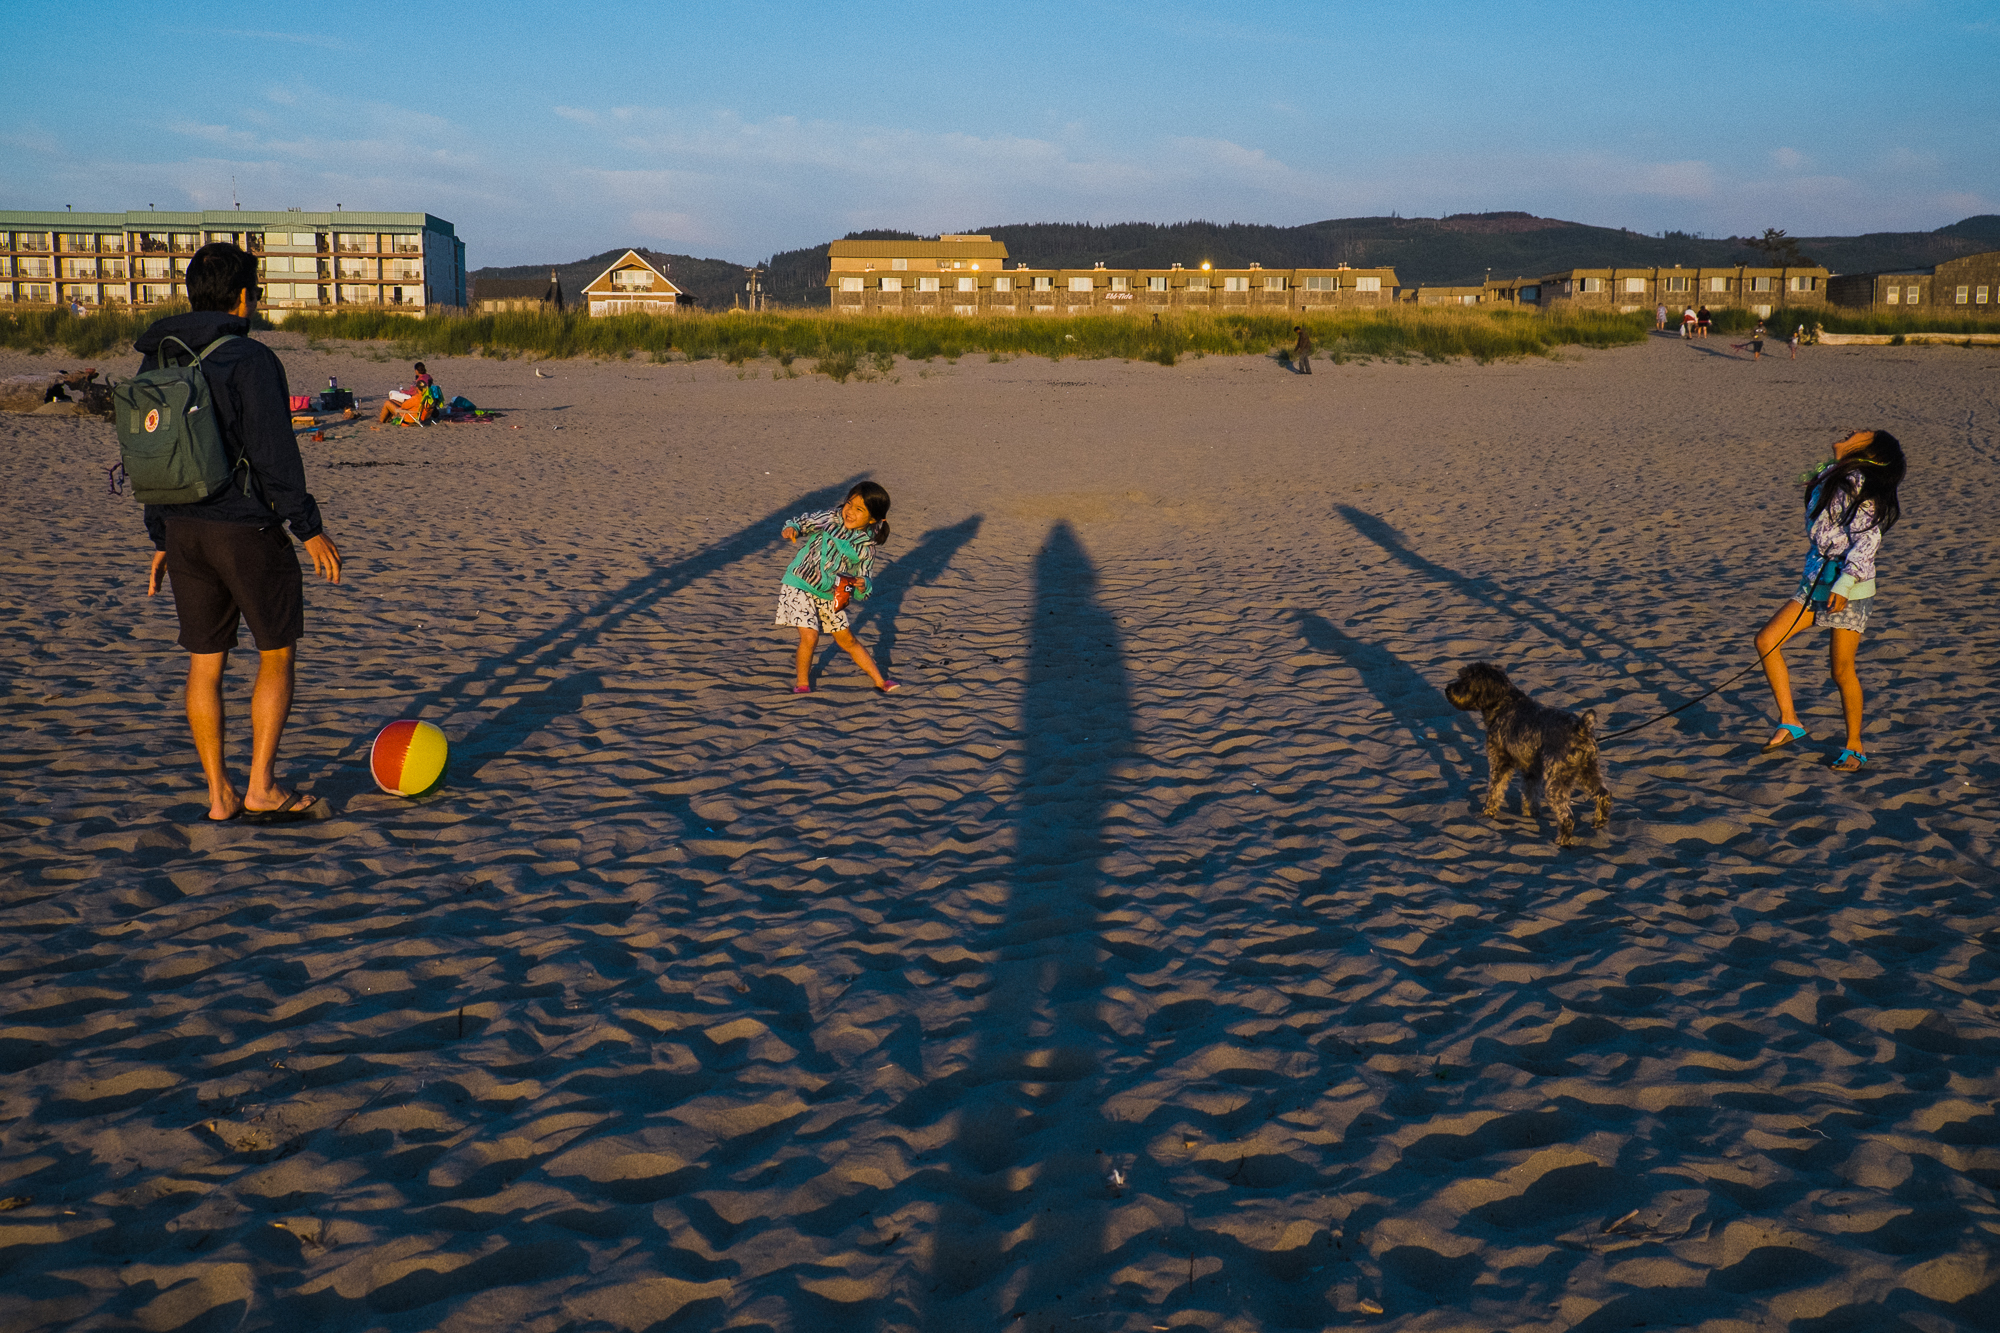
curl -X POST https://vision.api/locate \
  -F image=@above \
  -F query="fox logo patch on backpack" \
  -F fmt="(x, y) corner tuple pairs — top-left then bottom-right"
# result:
(114, 335), (251, 505)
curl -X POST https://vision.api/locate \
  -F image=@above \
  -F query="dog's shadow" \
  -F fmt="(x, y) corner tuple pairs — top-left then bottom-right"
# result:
(1293, 612), (1475, 789)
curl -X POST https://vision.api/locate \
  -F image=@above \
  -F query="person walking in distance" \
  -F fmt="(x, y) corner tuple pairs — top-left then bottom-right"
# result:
(1292, 324), (1313, 374)
(1656, 302), (1667, 332)
(138, 242), (343, 823)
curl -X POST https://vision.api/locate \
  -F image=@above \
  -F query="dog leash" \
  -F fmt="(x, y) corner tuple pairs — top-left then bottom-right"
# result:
(1597, 597), (1813, 742)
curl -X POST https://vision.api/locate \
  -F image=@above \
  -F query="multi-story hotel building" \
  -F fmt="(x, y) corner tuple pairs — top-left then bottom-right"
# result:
(0, 209), (467, 317)
(1530, 264), (1830, 317)
(826, 235), (1398, 315)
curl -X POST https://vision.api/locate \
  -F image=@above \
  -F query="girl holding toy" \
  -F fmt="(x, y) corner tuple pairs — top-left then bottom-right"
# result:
(778, 482), (898, 694)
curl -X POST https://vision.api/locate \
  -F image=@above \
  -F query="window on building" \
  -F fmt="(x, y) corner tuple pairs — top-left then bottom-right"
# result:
(138, 258), (170, 279)
(1907, 285), (1921, 304)
(1069, 276), (1094, 292)
(1303, 275), (1336, 291)
(1623, 277), (1646, 293)
(25, 283), (52, 303)
(1751, 276), (1774, 291)
(390, 236), (421, 254)
(839, 276), (863, 292)
(340, 259), (374, 280)
(1709, 276), (1728, 292)
(60, 234), (93, 253)
(880, 276), (902, 293)
(957, 276), (976, 292)
(1979, 286), (1991, 305)
(1355, 276), (1382, 293)
(1108, 276), (1128, 291)
(1185, 276), (1210, 291)
(1789, 275), (1817, 292)
(918, 276), (939, 292)
(993, 276), (1012, 292)
(265, 256), (291, 274)
(1957, 285), (1971, 304)
(388, 260), (421, 281)
(610, 269), (654, 290)
(13, 233), (52, 251)
(1223, 276), (1249, 291)
(1579, 277), (1604, 293)
(1264, 275), (1286, 290)
(172, 233), (200, 252)
(891, 258), (908, 271)
(1032, 276), (1053, 291)
(1885, 286), (1900, 305)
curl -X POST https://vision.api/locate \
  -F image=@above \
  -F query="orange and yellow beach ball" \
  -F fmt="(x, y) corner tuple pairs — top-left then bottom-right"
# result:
(370, 719), (449, 796)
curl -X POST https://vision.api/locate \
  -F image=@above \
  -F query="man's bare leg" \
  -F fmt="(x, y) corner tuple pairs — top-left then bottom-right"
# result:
(186, 650), (241, 821)
(245, 647), (295, 811)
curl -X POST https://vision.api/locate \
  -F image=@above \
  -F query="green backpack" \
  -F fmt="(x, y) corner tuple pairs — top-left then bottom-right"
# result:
(114, 334), (251, 505)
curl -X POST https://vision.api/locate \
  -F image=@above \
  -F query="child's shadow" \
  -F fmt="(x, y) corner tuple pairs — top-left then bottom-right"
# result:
(850, 515), (984, 674)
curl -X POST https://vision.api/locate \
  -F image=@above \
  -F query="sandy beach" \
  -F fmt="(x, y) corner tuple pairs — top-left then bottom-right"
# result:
(3, 330), (1998, 1331)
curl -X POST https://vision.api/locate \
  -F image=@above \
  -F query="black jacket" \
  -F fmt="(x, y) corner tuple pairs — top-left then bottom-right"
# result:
(136, 311), (323, 549)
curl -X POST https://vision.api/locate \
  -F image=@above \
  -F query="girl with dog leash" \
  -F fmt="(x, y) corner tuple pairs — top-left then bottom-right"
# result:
(1754, 430), (1906, 771)
(777, 481), (899, 695)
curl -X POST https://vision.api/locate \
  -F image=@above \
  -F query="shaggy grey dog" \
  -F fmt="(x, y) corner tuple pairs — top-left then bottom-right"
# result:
(1445, 662), (1611, 846)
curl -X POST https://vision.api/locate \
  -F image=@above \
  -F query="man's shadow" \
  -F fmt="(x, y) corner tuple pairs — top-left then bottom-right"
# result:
(905, 521), (1134, 1326)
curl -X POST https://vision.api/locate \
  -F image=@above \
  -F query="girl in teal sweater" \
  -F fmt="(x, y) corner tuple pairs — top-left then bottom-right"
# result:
(776, 482), (898, 694)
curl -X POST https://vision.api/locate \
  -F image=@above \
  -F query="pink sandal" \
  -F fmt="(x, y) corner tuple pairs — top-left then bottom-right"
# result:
(792, 684), (812, 694)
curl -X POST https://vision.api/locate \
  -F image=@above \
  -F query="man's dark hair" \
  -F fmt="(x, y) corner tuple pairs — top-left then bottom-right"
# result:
(186, 243), (260, 312)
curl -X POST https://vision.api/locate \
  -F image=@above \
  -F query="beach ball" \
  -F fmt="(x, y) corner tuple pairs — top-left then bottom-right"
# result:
(370, 719), (449, 796)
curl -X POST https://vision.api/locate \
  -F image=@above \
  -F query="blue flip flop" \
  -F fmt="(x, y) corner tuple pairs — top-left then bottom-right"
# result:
(1761, 723), (1807, 753)
(1831, 748), (1869, 772)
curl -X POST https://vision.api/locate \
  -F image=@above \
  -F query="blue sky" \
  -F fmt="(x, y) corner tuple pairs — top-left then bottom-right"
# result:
(5, 0), (1994, 268)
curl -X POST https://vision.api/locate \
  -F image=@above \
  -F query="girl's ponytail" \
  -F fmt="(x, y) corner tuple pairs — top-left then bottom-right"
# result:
(849, 482), (892, 547)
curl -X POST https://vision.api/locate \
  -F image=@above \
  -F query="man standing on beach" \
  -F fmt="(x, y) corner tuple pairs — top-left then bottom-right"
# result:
(138, 242), (343, 823)
(1293, 324), (1313, 374)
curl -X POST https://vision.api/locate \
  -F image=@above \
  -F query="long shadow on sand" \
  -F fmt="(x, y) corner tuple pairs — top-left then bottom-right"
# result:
(1335, 505), (1710, 698)
(902, 520), (1134, 1326)
(1295, 611), (1473, 789)
(852, 514), (984, 674)
(314, 477), (866, 790)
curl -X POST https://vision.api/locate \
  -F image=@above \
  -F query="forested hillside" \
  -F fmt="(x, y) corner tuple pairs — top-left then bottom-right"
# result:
(476, 214), (2000, 309)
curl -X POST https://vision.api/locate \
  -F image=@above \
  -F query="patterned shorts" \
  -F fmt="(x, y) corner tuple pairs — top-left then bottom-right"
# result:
(1791, 585), (1872, 634)
(775, 582), (847, 634)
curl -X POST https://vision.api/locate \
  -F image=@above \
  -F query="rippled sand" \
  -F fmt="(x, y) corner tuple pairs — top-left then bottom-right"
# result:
(2, 332), (1997, 1332)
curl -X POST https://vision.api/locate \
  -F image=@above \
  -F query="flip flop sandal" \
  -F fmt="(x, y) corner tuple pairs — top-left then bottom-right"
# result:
(242, 791), (320, 824)
(1830, 748), (1869, 772)
(793, 685), (812, 694)
(1760, 723), (1807, 753)
(876, 681), (901, 694)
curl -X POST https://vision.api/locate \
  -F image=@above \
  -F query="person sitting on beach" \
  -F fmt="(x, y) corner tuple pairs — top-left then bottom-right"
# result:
(138, 242), (343, 822)
(1754, 430), (1905, 772)
(778, 483), (898, 694)
(379, 362), (442, 425)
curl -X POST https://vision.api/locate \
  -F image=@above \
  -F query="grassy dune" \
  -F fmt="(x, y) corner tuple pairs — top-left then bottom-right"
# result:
(265, 305), (1653, 372)
(11, 302), (1993, 370)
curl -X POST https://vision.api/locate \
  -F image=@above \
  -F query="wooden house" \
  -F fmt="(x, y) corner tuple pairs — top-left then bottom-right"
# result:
(475, 270), (563, 313)
(583, 251), (682, 316)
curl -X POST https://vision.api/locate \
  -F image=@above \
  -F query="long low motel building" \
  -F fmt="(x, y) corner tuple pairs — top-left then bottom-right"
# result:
(827, 236), (1397, 314)
(0, 210), (467, 316)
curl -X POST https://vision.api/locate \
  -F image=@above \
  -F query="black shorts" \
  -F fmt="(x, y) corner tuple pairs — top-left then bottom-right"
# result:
(163, 518), (304, 653)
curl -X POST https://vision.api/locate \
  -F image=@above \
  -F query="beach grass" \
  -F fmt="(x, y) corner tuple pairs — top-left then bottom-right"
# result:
(266, 305), (1652, 368)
